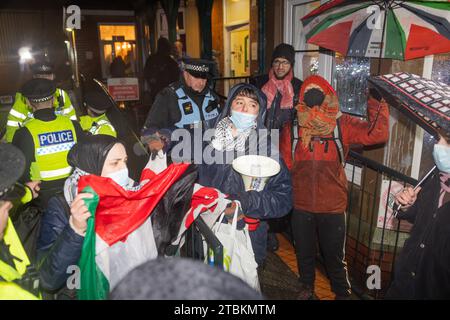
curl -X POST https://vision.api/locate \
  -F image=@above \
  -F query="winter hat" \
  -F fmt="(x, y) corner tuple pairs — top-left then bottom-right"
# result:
(110, 257), (263, 300)
(272, 43), (295, 65)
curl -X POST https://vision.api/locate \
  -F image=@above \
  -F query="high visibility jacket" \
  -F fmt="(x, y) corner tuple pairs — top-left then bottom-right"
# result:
(79, 114), (117, 137)
(0, 218), (40, 300)
(25, 115), (77, 181)
(6, 89), (76, 142)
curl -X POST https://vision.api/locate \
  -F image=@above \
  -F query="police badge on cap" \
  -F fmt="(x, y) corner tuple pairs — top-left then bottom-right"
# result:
(21, 78), (56, 103)
(181, 58), (212, 79)
(31, 61), (54, 75)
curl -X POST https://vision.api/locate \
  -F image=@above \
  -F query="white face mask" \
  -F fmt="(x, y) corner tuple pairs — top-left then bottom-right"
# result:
(433, 143), (450, 174)
(107, 168), (130, 188)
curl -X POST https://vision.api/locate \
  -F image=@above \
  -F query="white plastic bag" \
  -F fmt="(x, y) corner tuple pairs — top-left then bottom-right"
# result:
(209, 202), (260, 291)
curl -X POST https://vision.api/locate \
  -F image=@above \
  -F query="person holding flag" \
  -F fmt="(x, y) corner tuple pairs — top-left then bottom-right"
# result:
(37, 135), (202, 299)
(36, 135), (136, 298)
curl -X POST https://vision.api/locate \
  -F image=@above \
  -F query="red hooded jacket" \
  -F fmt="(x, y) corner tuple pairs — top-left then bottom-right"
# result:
(280, 75), (389, 214)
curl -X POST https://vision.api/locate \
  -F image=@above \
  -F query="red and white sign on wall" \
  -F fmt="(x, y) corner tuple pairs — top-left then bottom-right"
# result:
(107, 78), (139, 101)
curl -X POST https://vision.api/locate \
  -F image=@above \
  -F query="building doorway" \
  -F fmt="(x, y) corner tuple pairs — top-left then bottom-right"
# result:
(98, 24), (137, 79)
(229, 26), (249, 77)
(223, 0), (250, 79)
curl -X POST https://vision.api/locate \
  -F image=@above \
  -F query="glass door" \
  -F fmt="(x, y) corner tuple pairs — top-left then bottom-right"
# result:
(98, 24), (137, 79)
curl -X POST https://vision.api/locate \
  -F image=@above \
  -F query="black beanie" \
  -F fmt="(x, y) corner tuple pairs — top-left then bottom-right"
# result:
(272, 43), (295, 65)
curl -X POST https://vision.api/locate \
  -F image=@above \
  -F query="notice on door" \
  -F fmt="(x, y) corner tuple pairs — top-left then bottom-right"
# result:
(107, 78), (139, 101)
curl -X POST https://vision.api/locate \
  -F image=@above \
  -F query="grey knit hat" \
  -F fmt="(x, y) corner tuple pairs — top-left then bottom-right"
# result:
(110, 257), (263, 300)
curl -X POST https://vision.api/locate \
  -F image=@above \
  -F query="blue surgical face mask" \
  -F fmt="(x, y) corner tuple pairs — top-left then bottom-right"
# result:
(107, 168), (130, 188)
(229, 110), (257, 131)
(433, 143), (450, 174)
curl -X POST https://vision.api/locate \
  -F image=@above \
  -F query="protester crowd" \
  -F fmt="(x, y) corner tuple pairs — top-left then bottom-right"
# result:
(0, 38), (449, 301)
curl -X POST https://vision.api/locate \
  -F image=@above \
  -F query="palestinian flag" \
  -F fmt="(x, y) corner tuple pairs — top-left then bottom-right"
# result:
(76, 163), (227, 300)
(302, 0), (450, 60)
(171, 183), (230, 248)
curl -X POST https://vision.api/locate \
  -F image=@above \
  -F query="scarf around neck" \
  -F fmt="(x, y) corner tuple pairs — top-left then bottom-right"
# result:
(63, 168), (138, 206)
(262, 69), (294, 110)
(297, 93), (340, 147)
(439, 172), (450, 208)
(210, 117), (254, 152)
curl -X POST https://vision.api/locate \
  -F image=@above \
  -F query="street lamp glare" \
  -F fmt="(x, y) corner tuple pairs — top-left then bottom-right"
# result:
(18, 47), (32, 63)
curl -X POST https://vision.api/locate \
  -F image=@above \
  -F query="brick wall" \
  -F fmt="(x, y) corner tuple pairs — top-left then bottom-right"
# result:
(346, 235), (397, 297)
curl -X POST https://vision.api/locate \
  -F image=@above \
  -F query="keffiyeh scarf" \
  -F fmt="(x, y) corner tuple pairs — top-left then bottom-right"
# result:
(262, 69), (295, 110)
(297, 93), (341, 148)
(211, 117), (254, 152)
(64, 168), (139, 206)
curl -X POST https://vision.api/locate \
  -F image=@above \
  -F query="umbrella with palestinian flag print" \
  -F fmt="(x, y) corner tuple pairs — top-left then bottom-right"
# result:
(302, 0), (450, 61)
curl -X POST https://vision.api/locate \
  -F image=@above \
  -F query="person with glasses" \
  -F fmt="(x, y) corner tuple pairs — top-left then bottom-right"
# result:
(250, 43), (303, 131)
(250, 43), (303, 253)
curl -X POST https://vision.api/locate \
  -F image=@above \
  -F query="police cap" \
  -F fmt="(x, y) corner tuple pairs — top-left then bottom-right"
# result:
(31, 61), (54, 75)
(21, 78), (56, 103)
(83, 90), (113, 114)
(181, 58), (213, 79)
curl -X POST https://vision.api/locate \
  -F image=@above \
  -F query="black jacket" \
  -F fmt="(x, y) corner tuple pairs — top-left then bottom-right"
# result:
(36, 195), (84, 293)
(386, 172), (450, 299)
(142, 77), (221, 132)
(196, 83), (293, 265)
(143, 53), (180, 101)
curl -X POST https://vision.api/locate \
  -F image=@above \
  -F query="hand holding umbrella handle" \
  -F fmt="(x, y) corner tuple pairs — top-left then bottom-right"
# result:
(393, 165), (437, 218)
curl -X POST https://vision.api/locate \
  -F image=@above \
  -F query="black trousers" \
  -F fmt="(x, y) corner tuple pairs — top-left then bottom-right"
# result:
(291, 209), (351, 297)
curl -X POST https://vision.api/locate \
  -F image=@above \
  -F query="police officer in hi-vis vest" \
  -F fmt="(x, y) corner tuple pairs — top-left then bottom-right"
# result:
(79, 90), (117, 137)
(5, 60), (77, 143)
(11, 78), (85, 206)
(141, 58), (221, 155)
(0, 143), (40, 299)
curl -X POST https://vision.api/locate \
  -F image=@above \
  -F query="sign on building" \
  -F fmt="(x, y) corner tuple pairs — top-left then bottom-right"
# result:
(377, 180), (413, 233)
(107, 78), (139, 101)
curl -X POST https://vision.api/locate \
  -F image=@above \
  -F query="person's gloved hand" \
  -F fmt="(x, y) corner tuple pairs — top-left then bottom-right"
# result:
(141, 128), (172, 159)
(224, 201), (245, 223)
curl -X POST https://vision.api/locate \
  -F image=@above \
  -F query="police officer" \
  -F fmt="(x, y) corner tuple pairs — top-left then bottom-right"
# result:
(80, 90), (117, 137)
(0, 143), (40, 299)
(141, 58), (221, 153)
(11, 78), (84, 206)
(5, 60), (77, 142)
